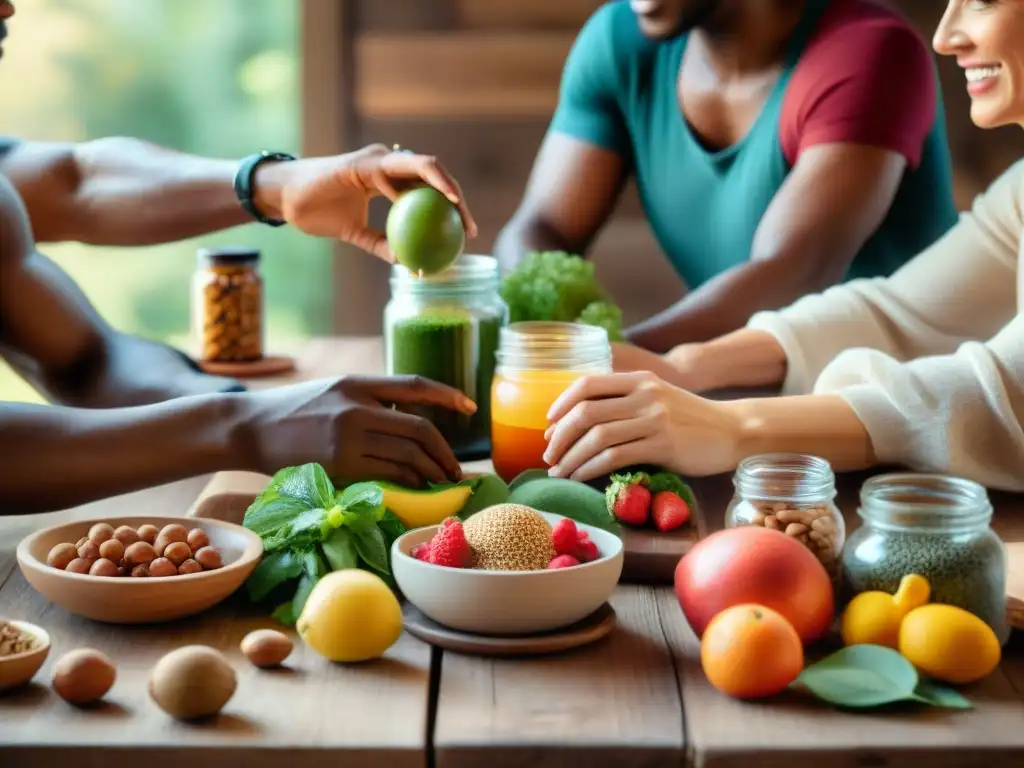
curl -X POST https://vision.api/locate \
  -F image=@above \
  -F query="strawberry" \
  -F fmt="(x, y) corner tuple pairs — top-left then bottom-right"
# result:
(606, 472), (652, 526)
(651, 491), (691, 532)
(427, 517), (473, 568)
(575, 532), (599, 563)
(547, 554), (581, 569)
(411, 542), (432, 562)
(552, 518), (580, 557)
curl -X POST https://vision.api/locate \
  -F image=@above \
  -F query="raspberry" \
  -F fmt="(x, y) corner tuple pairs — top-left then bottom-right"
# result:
(411, 542), (432, 562)
(547, 554), (581, 569)
(427, 517), (473, 568)
(575, 535), (599, 563)
(552, 518), (580, 557)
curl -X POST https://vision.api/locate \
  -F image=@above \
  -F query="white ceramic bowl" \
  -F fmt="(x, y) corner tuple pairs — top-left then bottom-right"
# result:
(391, 511), (623, 635)
(17, 516), (263, 624)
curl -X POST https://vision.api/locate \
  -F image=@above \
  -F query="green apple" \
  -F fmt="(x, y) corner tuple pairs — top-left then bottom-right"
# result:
(386, 186), (465, 276)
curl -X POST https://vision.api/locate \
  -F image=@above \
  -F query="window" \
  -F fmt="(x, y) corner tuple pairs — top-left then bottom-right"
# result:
(0, 0), (331, 403)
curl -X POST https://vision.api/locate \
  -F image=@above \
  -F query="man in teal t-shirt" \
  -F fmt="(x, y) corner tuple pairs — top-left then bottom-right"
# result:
(494, 0), (959, 353)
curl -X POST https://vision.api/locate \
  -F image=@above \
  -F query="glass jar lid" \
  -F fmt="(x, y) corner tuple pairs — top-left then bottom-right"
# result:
(389, 253), (498, 295)
(858, 473), (993, 533)
(496, 321), (610, 371)
(197, 246), (260, 267)
(733, 453), (836, 503)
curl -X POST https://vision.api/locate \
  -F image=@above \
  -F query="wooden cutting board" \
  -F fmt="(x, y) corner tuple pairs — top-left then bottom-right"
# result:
(1004, 542), (1024, 631)
(187, 464), (702, 585)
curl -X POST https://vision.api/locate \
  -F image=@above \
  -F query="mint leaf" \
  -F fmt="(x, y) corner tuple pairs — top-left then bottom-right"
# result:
(377, 509), (408, 549)
(243, 463), (335, 542)
(320, 527), (359, 571)
(290, 549), (326, 620)
(271, 600), (296, 626)
(353, 526), (389, 576)
(285, 507), (331, 546)
(275, 463), (335, 510)
(246, 549), (304, 602)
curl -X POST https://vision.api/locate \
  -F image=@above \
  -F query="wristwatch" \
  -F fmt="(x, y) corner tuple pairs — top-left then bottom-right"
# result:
(234, 150), (297, 227)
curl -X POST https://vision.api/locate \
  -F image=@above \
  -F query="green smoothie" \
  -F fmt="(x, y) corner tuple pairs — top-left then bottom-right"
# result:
(388, 310), (502, 457)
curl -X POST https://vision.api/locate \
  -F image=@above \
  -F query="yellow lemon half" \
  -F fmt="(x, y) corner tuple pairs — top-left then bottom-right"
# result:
(840, 573), (930, 649)
(297, 569), (403, 663)
(898, 604), (1001, 685)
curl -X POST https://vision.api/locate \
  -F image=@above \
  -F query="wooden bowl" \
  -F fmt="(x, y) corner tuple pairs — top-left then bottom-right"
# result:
(16, 516), (263, 624)
(392, 511), (624, 635)
(0, 621), (51, 692)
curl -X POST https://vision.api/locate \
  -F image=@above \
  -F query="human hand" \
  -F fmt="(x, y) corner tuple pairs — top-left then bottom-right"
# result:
(243, 375), (475, 487)
(254, 144), (478, 261)
(541, 371), (742, 482)
(610, 341), (705, 390)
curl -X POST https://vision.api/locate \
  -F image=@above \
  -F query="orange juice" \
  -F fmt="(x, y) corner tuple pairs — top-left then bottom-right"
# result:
(490, 322), (612, 483)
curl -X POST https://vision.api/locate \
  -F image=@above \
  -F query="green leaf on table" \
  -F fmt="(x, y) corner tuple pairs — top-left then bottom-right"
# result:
(457, 474), (511, 519)
(353, 525), (389, 576)
(246, 549), (305, 602)
(320, 527), (360, 571)
(912, 680), (973, 709)
(795, 645), (923, 708)
(377, 509), (408, 549)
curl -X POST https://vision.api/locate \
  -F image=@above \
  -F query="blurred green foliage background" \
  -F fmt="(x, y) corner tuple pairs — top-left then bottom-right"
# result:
(0, 0), (331, 402)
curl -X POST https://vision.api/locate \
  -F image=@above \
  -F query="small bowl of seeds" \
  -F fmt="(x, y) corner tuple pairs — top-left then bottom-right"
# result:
(0, 619), (51, 692)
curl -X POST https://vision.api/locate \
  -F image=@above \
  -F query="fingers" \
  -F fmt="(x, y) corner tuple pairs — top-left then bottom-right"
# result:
(542, 392), (645, 465)
(555, 437), (664, 484)
(365, 406), (464, 481)
(343, 226), (396, 263)
(363, 375), (477, 414)
(546, 371), (654, 422)
(378, 152), (479, 239)
(547, 416), (654, 480)
(363, 432), (449, 485)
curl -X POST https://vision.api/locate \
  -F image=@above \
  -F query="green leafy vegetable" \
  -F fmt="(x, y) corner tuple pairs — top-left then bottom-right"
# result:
(794, 645), (972, 710)
(246, 549), (305, 602)
(377, 509), (408, 549)
(320, 527), (359, 571)
(499, 251), (624, 340)
(352, 526), (389, 576)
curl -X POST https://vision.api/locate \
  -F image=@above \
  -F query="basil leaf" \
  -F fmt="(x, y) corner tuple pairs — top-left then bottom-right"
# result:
(243, 463), (335, 541)
(243, 493), (311, 541)
(912, 680), (973, 709)
(275, 463), (335, 510)
(271, 600), (296, 626)
(321, 527), (360, 571)
(286, 507), (332, 546)
(246, 549), (304, 602)
(795, 645), (919, 708)
(290, 549), (327, 620)
(353, 526), (389, 576)
(458, 474), (510, 520)
(337, 481), (384, 511)
(377, 509), (408, 549)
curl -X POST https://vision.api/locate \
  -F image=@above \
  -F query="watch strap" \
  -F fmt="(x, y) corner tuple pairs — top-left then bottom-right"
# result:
(234, 150), (297, 227)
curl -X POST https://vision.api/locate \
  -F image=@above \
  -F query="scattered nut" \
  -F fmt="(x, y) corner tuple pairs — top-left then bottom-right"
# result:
(240, 629), (293, 668)
(52, 648), (116, 705)
(88, 523), (115, 545)
(148, 646), (237, 720)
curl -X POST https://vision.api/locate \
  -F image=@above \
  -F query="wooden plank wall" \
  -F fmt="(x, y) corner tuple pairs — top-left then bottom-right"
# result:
(325, 0), (1024, 335)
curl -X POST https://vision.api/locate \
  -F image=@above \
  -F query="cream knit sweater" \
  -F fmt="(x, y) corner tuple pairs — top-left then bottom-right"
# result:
(747, 159), (1024, 491)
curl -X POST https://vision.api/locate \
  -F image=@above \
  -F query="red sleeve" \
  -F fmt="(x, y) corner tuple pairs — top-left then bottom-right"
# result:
(780, 17), (937, 169)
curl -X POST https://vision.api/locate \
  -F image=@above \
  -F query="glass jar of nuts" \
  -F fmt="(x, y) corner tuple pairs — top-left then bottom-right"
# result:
(192, 246), (264, 363)
(725, 453), (846, 581)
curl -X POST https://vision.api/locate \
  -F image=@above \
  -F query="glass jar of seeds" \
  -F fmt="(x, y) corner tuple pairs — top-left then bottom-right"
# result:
(191, 246), (264, 363)
(726, 453), (846, 582)
(841, 473), (1008, 645)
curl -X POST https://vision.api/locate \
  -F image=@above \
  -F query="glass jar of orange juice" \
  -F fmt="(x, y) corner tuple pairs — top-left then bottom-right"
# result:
(490, 321), (612, 483)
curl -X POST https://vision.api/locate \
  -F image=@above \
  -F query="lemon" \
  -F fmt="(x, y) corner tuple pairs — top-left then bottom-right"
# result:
(898, 604), (1001, 684)
(296, 570), (403, 662)
(840, 573), (930, 649)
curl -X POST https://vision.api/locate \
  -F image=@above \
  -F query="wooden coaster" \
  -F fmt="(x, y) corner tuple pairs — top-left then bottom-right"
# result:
(198, 355), (296, 378)
(402, 602), (616, 656)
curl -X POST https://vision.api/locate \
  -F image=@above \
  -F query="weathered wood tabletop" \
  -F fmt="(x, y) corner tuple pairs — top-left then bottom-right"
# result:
(3, 336), (1024, 768)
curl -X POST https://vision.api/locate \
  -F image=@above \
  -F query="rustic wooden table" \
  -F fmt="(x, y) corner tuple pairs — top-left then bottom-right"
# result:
(3, 336), (1024, 768)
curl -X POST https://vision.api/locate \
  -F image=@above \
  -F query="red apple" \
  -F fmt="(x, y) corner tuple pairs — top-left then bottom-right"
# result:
(674, 525), (834, 645)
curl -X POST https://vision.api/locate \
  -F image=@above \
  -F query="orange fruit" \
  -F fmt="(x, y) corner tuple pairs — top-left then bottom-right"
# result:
(700, 604), (804, 699)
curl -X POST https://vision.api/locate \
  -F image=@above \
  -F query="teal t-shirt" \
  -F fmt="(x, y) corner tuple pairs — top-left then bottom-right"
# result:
(549, 0), (959, 288)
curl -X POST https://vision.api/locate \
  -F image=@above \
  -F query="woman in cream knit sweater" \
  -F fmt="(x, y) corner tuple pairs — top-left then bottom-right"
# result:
(542, 0), (1024, 491)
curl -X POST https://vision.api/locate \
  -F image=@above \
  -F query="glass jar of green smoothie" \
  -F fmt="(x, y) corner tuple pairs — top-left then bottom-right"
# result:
(384, 254), (508, 461)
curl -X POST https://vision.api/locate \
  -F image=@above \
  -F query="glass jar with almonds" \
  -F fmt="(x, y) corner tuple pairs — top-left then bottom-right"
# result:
(725, 453), (846, 581)
(191, 246), (264, 363)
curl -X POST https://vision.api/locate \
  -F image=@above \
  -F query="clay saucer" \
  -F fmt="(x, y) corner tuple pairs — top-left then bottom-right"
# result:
(198, 355), (296, 378)
(402, 602), (616, 656)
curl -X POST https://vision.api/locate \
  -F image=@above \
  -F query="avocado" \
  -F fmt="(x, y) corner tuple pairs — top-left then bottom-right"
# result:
(386, 186), (465, 276)
(507, 477), (621, 536)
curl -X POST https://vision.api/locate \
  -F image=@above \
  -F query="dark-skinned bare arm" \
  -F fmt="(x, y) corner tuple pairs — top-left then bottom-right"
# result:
(625, 144), (908, 352)
(0, 137), (249, 245)
(493, 133), (628, 273)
